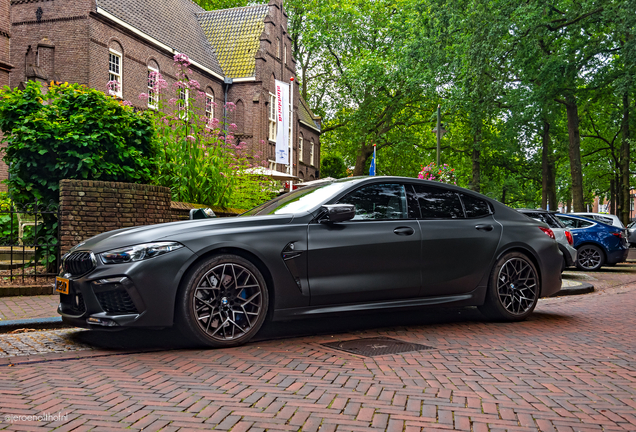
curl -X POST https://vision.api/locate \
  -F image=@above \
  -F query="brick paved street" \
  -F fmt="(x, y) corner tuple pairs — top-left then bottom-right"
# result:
(0, 281), (635, 430)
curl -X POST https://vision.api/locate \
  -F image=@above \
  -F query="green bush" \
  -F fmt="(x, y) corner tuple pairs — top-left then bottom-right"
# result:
(0, 81), (157, 205)
(320, 155), (349, 179)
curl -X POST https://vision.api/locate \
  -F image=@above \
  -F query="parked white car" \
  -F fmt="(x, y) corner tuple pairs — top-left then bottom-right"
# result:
(571, 213), (625, 228)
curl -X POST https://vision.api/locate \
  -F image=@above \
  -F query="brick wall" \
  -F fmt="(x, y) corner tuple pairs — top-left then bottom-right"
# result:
(59, 179), (173, 254)
(59, 180), (244, 254)
(0, 0), (10, 87)
(10, 0), (92, 86)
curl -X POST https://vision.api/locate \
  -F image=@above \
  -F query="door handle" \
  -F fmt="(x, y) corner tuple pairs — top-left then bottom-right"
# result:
(475, 224), (494, 231)
(393, 227), (415, 236)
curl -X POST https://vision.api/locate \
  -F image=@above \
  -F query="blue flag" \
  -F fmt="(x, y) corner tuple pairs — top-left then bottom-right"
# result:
(369, 154), (376, 176)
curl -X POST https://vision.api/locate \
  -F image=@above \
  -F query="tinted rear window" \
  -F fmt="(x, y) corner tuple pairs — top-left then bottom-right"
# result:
(522, 212), (563, 228)
(461, 194), (491, 218)
(412, 184), (464, 219)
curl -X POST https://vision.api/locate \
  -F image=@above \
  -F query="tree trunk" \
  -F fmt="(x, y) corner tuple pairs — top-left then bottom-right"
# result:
(566, 194), (572, 213)
(470, 125), (481, 193)
(541, 119), (557, 211)
(564, 96), (585, 212)
(620, 91), (631, 225)
(352, 145), (374, 176)
(610, 178), (616, 215)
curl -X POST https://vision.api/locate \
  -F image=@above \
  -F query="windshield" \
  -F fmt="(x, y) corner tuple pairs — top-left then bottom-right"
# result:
(241, 181), (352, 216)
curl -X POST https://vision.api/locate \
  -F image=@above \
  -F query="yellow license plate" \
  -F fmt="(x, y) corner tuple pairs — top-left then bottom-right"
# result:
(55, 277), (69, 295)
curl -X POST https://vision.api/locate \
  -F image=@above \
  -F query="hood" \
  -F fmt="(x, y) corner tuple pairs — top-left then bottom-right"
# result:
(70, 214), (294, 254)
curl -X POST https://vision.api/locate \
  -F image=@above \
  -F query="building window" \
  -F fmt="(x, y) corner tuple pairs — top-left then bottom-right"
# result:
(276, 38), (280, 59)
(298, 136), (303, 162)
(310, 139), (315, 166)
(147, 66), (158, 109)
(108, 49), (122, 98)
(268, 93), (276, 141)
(205, 92), (214, 124)
(177, 87), (189, 119)
(284, 45), (287, 65)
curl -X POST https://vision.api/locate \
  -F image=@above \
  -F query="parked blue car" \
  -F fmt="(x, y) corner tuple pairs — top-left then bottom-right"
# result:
(554, 214), (629, 271)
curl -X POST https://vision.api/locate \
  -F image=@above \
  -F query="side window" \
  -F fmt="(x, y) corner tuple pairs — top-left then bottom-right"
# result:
(557, 216), (576, 228)
(577, 219), (594, 228)
(412, 185), (464, 219)
(338, 184), (408, 220)
(461, 194), (491, 218)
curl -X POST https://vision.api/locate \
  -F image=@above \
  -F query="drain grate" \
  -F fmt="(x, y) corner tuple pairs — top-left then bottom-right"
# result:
(322, 337), (435, 357)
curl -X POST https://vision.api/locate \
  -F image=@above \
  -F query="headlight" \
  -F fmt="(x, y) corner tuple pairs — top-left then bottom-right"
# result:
(99, 242), (183, 264)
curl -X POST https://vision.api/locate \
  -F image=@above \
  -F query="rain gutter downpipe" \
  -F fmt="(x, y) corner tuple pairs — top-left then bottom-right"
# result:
(224, 78), (233, 135)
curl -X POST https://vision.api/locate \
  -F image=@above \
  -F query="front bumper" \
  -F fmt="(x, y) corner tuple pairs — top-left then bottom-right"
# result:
(58, 247), (194, 329)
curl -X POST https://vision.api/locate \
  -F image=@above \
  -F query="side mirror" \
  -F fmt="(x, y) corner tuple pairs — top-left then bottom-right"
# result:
(321, 204), (355, 223)
(189, 208), (216, 220)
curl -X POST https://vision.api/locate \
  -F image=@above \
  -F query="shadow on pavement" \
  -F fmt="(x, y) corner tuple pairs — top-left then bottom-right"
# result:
(65, 305), (573, 351)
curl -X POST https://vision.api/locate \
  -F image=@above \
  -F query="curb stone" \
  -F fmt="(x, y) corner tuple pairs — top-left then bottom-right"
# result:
(550, 280), (594, 297)
(0, 316), (65, 333)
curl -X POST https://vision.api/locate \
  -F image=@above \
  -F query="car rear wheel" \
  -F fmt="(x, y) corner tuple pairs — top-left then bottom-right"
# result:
(177, 254), (269, 347)
(479, 252), (539, 321)
(575, 245), (604, 271)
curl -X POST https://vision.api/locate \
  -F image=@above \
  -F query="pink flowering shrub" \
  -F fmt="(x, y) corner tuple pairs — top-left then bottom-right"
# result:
(138, 52), (271, 207)
(418, 163), (457, 184)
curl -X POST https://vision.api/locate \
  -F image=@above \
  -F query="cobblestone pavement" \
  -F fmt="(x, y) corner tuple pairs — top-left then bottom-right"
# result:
(0, 282), (634, 431)
(0, 329), (92, 358)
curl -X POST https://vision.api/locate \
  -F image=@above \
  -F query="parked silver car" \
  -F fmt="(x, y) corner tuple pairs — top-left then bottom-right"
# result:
(628, 221), (636, 247)
(517, 209), (577, 270)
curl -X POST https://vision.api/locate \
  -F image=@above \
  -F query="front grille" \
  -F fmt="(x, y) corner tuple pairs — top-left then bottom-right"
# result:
(64, 251), (95, 276)
(95, 289), (139, 314)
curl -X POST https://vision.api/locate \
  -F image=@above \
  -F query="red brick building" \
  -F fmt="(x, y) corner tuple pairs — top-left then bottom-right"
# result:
(4, 0), (321, 186)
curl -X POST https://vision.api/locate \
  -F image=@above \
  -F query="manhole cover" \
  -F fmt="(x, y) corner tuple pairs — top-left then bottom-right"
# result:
(322, 337), (435, 357)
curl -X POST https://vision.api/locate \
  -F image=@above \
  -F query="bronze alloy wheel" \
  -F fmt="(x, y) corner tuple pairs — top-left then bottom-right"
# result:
(479, 252), (540, 321)
(178, 254), (269, 347)
(496, 257), (538, 316)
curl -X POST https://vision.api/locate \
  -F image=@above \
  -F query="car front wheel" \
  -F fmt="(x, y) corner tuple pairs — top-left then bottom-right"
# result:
(177, 254), (269, 347)
(575, 245), (604, 271)
(479, 252), (539, 321)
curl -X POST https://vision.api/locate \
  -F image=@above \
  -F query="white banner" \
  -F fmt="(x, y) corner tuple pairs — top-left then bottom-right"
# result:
(275, 79), (289, 165)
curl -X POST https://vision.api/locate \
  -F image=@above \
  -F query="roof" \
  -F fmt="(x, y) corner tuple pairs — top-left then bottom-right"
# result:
(298, 97), (321, 132)
(96, 0), (224, 75)
(197, 5), (269, 78)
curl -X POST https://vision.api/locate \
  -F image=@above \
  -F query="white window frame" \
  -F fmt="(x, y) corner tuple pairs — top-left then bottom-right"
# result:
(268, 93), (277, 141)
(147, 65), (159, 109)
(177, 87), (189, 120)
(298, 136), (303, 162)
(108, 49), (122, 98)
(205, 93), (214, 125)
(310, 139), (315, 166)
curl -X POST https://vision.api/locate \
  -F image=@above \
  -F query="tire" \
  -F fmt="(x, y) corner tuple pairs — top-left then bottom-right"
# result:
(479, 252), (540, 322)
(176, 254), (269, 348)
(575, 245), (605, 271)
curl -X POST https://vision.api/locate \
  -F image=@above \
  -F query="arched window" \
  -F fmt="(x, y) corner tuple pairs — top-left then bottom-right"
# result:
(108, 40), (123, 98)
(298, 133), (304, 163)
(276, 37), (280, 59)
(310, 139), (315, 166)
(205, 88), (215, 124)
(147, 59), (159, 109)
(235, 99), (244, 134)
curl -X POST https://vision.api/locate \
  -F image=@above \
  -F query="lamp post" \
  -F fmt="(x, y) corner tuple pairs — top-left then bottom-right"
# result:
(432, 105), (447, 167)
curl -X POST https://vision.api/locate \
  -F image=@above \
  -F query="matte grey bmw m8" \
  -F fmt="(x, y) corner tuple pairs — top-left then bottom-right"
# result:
(58, 177), (563, 347)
